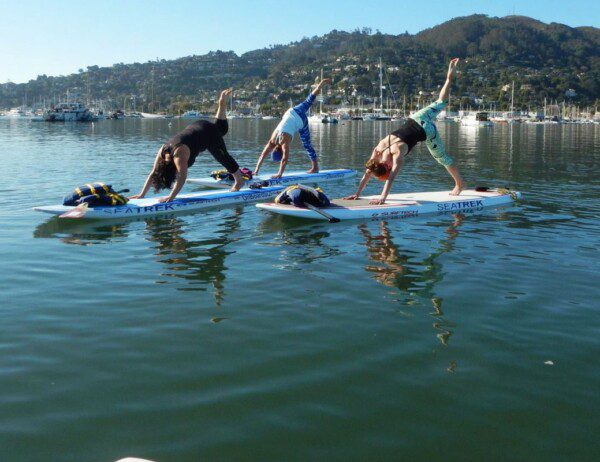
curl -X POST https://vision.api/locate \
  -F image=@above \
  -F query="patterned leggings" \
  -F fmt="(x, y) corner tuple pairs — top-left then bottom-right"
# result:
(410, 100), (453, 167)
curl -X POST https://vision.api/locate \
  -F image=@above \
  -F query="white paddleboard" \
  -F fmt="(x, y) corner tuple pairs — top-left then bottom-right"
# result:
(256, 189), (522, 221)
(34, 186), (284, 220)
(187, 168), (356, 188)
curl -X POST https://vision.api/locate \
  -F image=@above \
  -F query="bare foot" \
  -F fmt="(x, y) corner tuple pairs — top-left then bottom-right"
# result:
(306, 168), (319, 174)
(450, 183), (465, 196)
(230, 179), (244, 192)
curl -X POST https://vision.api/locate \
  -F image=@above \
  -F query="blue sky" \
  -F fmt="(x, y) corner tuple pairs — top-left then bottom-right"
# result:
(0, 0), (598, 83)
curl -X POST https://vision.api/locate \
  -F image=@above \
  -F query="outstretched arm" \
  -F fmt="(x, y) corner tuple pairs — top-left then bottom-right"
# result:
(272, 143), (289, 178)
(344, 170), (372, 200)
(254, 139), (275, 175)
(438, 58), (459, 102)
(159, 155), (188, 202)
(215, 88), (233, 120)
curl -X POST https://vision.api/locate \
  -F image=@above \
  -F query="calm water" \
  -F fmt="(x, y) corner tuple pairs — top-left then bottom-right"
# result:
(0, 118), (599, 462)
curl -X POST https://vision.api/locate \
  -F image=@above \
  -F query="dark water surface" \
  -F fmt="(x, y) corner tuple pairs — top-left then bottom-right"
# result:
(0, 118), (598, 461)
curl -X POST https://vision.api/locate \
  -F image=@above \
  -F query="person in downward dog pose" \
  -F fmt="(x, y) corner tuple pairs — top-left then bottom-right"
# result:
(132, 88), (244, 202)
(345, 58), (465, 205)
(254, 78), (332, 179)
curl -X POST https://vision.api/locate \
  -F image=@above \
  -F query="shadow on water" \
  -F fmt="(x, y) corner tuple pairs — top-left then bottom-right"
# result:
(33, 207), (245, 305)
(359, 215), (464, 355)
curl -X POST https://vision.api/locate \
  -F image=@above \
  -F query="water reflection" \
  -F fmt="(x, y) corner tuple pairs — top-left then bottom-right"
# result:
(33, 218), (128, 245)
(255, 213), (343, 266)
(143, 210), (242, 304)
(33, 209), (243, 304)
(359, 216), (463, 348)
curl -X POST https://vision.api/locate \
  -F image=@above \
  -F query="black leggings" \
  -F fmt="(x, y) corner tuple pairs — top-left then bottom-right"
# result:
(207, 137), (239, 173)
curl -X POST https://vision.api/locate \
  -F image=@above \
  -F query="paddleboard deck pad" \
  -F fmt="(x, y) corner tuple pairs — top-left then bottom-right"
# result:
(34, 186), (285, 219)
(187, 168), (356, 188)
(256, 189), (522, 221)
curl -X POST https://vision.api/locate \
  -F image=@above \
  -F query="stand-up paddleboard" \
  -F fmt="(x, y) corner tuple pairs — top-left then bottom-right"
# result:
(34, 186), (284, 220)
(256, 189), (522, 221)
(187, 168), (356, 189)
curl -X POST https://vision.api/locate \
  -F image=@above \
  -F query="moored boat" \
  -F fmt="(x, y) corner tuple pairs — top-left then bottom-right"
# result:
(180, 110), (205, 119)
(460, 111), (492, 127)
(44, 102), (96, 122)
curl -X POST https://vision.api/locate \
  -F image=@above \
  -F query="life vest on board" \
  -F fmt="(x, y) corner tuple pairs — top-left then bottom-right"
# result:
(63, 182), (129, 207)
(274, 184), (331, 208)
(210, 167), (253, 181)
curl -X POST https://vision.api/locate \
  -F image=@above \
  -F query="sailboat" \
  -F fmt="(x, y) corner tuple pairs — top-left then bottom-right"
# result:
(491, 81), (519, 124)
(363, 58), (391, 121)
(226, 92), (243, 119)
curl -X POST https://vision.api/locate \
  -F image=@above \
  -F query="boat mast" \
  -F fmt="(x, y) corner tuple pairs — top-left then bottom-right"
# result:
(151, 68), (155, 112)
(320, 68), (324, 115)
(510, 81), (515, 118)
(379, 57), (383, 114)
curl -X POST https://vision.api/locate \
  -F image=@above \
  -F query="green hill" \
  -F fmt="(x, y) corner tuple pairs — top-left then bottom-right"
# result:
(1, 15), (598, 112)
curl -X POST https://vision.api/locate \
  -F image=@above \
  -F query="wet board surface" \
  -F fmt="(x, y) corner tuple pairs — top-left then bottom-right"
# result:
(256, 189), (522, 221)
(187, 168), (356, 188)
(34, 186), (284, 220)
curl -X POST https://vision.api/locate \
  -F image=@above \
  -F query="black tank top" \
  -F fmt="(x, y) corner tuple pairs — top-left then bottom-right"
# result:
(390, 118), (426, 153)
(168, 119), (228, 167)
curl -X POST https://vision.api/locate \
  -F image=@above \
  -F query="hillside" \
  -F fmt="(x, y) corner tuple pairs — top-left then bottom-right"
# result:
(1, 15), (598, 112)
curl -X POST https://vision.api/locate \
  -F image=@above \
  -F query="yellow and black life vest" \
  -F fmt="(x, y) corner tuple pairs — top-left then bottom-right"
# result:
(210, 168), (253, 181)
(63, 182), (129, 207)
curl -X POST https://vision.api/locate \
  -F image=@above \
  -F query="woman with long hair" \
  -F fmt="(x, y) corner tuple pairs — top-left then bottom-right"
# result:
(131, 88), (244, 202)
(345, 59), (465, 204)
